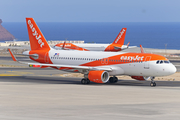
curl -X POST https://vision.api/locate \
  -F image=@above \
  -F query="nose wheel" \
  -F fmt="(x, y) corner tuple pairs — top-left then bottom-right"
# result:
(81, 78), (90, 84)
(150, 82), (156, 87)
(109, 76), (118, 83)
(150, 77), (156, 87)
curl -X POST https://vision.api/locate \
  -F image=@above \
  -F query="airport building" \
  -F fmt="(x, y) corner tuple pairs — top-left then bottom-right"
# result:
(0, 40), (84, 46)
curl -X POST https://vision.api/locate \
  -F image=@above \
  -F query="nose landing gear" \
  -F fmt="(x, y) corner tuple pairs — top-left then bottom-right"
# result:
(150, 77), (156, 87)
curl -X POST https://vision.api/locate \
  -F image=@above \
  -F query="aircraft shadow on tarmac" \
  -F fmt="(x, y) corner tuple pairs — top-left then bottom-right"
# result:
(0, 76), (180, 87)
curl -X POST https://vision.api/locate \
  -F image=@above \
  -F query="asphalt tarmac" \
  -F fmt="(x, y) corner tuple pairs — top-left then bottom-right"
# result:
(1, 56), (180, 120)
(0, 75), (180, 120)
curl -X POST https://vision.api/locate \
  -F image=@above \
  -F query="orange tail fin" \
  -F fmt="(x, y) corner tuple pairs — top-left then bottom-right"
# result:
(26, 18), (51, 51)
(112, 28), (127, 45)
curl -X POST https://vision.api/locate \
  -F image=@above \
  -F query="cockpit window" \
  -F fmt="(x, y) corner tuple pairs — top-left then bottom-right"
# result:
(156, 60), (170, 64)
(164, 60), (170, 63)
(160, 61), (163, 64)
(156, 60), (159, 64)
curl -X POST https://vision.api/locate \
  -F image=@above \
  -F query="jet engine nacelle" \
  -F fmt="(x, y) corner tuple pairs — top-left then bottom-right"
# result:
(131, 76), (150, 81)
(88, 71), (109, 83)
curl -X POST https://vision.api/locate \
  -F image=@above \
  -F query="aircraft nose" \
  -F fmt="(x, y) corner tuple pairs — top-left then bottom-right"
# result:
(168, 64), (177, 75)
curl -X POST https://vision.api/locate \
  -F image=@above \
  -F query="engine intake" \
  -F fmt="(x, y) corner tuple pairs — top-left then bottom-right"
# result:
(88, 71), (109, 83)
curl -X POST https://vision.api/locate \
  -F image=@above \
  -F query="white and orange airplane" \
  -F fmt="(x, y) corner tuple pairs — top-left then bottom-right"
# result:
(53, 28), (136, 52)
(9, 18), (176, 87)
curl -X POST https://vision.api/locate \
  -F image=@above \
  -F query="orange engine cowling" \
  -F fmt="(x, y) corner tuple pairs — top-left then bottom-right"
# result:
(88, 71), (109, 83)
(131, 76), (150, 81)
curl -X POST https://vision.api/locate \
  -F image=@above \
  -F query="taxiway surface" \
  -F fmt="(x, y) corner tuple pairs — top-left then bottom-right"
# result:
(0, 75), (180, 120)
(1, 56), (180, 120)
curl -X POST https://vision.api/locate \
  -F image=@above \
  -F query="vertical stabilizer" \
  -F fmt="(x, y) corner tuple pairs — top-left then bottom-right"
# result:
(26, 18), (50, 51)
(112, 28), (127, 45)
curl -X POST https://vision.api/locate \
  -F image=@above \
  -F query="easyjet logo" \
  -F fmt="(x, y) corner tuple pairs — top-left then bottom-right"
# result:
(115, 29), (126, 43)
(120, 55), (144, 61)
(28, 20), (44, 48)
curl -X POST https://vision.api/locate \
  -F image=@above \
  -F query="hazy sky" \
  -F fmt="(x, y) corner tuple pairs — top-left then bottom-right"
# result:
(0, 0), (180, 22)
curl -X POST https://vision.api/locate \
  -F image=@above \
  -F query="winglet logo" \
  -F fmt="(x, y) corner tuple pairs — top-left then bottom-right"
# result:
(28, 20), (44, 48)
(115, 29), (126, 44)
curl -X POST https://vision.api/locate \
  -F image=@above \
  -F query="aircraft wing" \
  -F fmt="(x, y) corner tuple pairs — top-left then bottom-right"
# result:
(113, 45), (137, 50)
(113, 46), (121, 50)
(25, 62), (113, 71)
(128, 46), (137, 48)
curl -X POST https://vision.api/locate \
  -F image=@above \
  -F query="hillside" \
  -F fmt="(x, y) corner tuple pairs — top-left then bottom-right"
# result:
(0, 19), (15, 41)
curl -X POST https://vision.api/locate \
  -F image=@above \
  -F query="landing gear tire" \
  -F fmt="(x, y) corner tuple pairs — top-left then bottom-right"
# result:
(150, 76), (156, 87)
(86, 79), (90, 84)
(109, 76), (118, 83)
(81, 78), (90, 84)
(81, 79), (86, 84)
(150, 82), (156, 87)
(114, 77), (118, 83)
(109, 77), (113, 83)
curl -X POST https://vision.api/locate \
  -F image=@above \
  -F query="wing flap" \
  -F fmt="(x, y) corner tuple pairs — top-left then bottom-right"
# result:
(27, 62), (113, 71)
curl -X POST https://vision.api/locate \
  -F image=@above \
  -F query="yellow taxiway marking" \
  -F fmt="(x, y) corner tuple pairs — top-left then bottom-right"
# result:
(0, 71), (34, 76)
(7, 71), (34, 74)
(0, 74), (21, 76)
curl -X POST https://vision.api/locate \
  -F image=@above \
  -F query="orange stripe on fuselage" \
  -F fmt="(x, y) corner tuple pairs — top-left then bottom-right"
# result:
(55, 43), (89, 51)
(80, 53), (167, 67)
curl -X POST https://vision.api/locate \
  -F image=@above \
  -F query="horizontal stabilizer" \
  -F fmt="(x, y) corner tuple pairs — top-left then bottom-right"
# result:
(15, 53), (38, 57)
(113, 46), (121, 50)
(128, 46), (137, 48)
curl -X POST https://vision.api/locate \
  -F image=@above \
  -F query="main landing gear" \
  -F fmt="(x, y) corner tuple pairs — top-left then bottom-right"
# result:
(109, 76), (118, 83)
(81, 78), (90, 84)
(150, 76), (156, 87)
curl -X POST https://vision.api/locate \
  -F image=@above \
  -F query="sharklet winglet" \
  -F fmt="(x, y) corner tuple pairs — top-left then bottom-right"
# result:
(8, 48), (17, 62)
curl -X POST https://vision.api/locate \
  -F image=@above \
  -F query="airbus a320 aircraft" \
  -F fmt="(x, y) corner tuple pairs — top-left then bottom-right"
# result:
(9, 18), (176, 87)
(54, 28), (136, 52)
